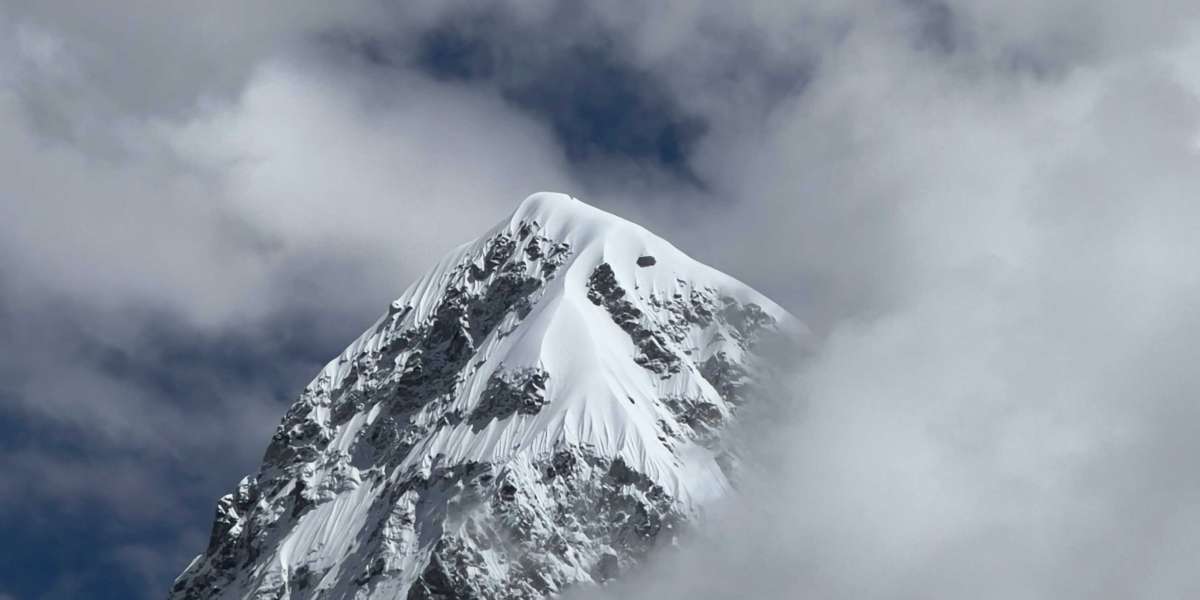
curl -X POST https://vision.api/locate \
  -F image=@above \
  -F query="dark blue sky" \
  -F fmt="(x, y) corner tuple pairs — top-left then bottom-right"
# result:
(0, 297), (344, 599)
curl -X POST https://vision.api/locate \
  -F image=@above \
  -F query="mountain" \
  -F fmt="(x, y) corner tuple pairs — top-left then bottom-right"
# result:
(171, 192), (805, 599)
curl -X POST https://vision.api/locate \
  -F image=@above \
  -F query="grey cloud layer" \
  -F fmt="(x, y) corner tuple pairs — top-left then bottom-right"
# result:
(2, 1), (1199, 598)
(580, 3), (1200, 599)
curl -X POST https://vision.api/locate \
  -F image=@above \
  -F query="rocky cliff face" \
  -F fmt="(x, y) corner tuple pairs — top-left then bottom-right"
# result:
(171, 193), (805, 600)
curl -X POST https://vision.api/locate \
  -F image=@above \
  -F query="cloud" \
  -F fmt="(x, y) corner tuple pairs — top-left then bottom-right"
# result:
(2, 1), (1200, 599)
(1, 36), (574, 328)
(567, 4), (1200, 600)
(1, 2), (389, 119)
(0, 5), (575, 597)
(170, 56), (574, 311)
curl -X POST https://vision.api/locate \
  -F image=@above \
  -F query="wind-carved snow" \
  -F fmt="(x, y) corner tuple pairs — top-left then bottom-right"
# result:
(171, 193), (806, 600)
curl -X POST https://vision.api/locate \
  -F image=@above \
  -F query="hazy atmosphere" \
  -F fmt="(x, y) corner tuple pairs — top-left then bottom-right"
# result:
(3, 1), (1200, 598)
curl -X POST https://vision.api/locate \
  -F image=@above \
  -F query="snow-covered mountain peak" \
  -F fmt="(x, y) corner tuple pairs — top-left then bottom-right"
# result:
(172, 193), (803, 600)
(506, 192), (799, 327)
(507, 191), (648, 250)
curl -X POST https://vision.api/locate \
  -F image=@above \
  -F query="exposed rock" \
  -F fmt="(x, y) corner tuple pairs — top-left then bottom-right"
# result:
(586, 263), (681, 377)
(469, 367), (550, 430)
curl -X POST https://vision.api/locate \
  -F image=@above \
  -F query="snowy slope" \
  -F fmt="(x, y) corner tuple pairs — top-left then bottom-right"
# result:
(171, 193), (805, 600)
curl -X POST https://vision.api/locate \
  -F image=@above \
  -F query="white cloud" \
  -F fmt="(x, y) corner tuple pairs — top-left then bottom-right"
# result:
(0, 18), (575, 328)
(170, 58), (574, 307)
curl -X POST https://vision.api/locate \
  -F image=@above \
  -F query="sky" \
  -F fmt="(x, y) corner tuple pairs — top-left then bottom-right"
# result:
(2, 1), (1200, 598)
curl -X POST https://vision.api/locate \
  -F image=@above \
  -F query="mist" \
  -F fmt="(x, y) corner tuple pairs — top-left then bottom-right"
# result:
(570, 3), (1200, 597)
